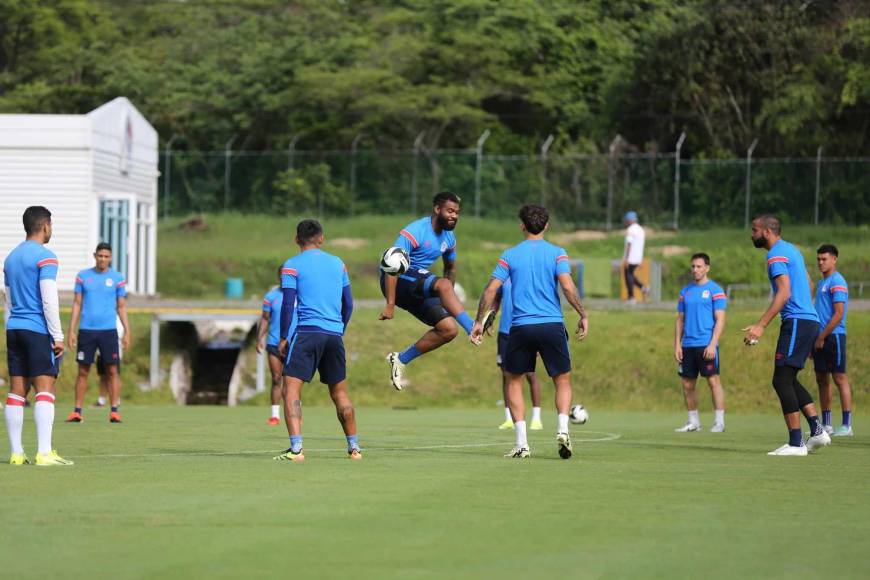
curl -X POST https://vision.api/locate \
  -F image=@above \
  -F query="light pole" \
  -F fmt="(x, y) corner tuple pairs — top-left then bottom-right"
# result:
(744, 138), (758, 228)
(474, 129), (491, 218)
(673, 131), (686, 230)
(224, 134), (237, 212)
(607, 135), (623, 231)
(815, 145), (822, 225)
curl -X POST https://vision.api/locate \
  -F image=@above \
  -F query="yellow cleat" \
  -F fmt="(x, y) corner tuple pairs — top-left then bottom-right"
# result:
(9, 453), (30, 466)
(530, 419), (544, 431)
(35, 450), (74, 466)
(498, 419), (514, 430)
(273, 448), (305, 462)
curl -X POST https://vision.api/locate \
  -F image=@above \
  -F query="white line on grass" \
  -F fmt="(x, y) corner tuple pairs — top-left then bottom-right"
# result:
(75, 431), (621, 459)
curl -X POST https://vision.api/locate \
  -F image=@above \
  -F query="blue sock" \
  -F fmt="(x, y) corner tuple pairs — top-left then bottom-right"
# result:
(842, 410), (851, 427)
(822, 410), (832, 426)
(807, 415), (822, 437)
(789, 428), (803, 447)
(74, 407), (82, 414)
(398, 345), (422, 365)
(456, 311), (474, 335)
(346, 434), (359, 451)
(289, 435), (303, 453)
(111, 406), (118, 414)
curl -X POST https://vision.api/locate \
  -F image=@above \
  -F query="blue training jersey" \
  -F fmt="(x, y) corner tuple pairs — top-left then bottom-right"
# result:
(492, 239), (571, 327)
(281, 249), (350, 335)
(395, 216), (457, 271)
(262, 287), (284, 346)
(3, 240), (58, 335)
(497, 279), (514, 335)
(766, 240), (819, 322)
(74, 267), (127, 331)
(815, 271), (848, 335)
(677, 280), (727, 347)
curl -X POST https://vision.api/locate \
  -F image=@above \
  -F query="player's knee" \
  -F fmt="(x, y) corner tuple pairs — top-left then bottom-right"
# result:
(432, 278), (452, 295)
(77, 365), (91, 377)
(436, 319), (458, 341)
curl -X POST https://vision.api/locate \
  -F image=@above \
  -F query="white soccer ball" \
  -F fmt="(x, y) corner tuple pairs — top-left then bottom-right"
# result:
(570, 404), (589, 424)
(380, 246), (410, 276)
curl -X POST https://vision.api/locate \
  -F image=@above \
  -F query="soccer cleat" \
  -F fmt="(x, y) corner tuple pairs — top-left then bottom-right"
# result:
(833, 425), (853, 437)
(273, 448), (305, 462)
(9, 453), (30, 466)
(498, 419), (514, 430)
(35, 450), (74, 466)
(481, 309), (497, 334)
(556, 432), (572, 459)
(530, 419), (544, 431)
(348, 448), (362, 460)
(823, 424), (834, 435)
(267, 416), (281, 426)
(386, 352), (406, 391)
(504, 446), (530, 458)
(710, 422), (725, 433)
(109, 412), (122, 423)
(675, 421), (701, 432)
(65, 411), (83, 423)
(806, 430), (832, 453)
(767, 443), (808, 456)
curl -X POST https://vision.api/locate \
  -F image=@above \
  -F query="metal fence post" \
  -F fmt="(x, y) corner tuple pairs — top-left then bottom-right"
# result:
(673, 131), (686, 229)
(474, 129), (491, 218)
(743, 139), (758, 228)
(350, 133), (363, 199)
(607, 135), (622, 231)
(815, 146), (822, 225)
(162, 134), (177, 220)
(411, 131), (425, 214)
(224, 135), (237, 212)
(539, 134), (554, 207)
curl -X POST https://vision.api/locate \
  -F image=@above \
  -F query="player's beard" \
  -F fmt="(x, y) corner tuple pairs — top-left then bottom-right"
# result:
(437, 214), (457, 231)
(751, 235), (766, 248)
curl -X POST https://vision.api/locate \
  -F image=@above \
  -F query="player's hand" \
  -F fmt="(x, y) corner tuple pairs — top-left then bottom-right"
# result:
(278, 338), (288, 358)
(122, 333), (131, 350)
(814, 336), (825, 351)
(256, 339), (265, 354)
(52, 341), (64, 357)
(742, 324), (764, 345)
(469, 321), (483, 346)
(68, 334), (77, 350)
(575, 317), (588, 341)
(703, 343), (717, 360)
(379, 304), (394, 321)
(674, 345), (683, 363)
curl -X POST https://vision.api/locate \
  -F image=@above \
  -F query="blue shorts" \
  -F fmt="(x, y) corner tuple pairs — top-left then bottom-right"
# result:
(266, 344), (282, 359)
(6, 329), (61, 378)
(503, 322), (571, 377)
(678, 346), (720, 378)
(380, 268), (450, 327)
(283, 331), (346, 385)
(496, 332), (509, 367)
(775, 318), (818, 369)
(77, 329), (120, 366)
(813, 334), (847, 374)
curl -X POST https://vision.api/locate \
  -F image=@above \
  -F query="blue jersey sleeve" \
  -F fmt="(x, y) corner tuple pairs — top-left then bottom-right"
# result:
(492, 252), (510, 282)
(677, 287), (686, 313)
(341, 263), (350, 287)
(711, 284), (727, 311)
(116, 275), (128, 298)
(37, 253), (59, 281)
(396, 224), (419, 253)
(767, 254), (789, 279)
(281, 262), (298, 290)
(262, 292), (273, 313)
(444, 237), (457, 262)
(74, 271), (85, 294)
(555, 248), (571, 275)
(830, 276), (848, 304)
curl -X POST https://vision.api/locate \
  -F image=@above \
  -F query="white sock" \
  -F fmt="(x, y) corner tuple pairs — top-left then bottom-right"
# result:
(34, 392), (55, 455)
(515, 421), (528, 448)
(504, 406), (512, 421)
(688, 410), (700, 425)
(97, 396), (106, 405)
(557, 413), (569, 433)
(532, 407), (541, 422)
(714, 409), (725, 424)
(271, 405), (280, 419)
(5, 394), (25, 455)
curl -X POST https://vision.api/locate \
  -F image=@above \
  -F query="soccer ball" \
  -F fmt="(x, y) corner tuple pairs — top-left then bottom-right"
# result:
(570, 404), (588, 424)
(380, 246), (410, 276)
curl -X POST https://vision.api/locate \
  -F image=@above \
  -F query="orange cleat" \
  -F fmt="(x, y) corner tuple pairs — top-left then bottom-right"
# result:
(267, 416), (281, 426)
(65, 411), (83, 423)
(349, 448), (362, 460)
(109, 412), (122, 423)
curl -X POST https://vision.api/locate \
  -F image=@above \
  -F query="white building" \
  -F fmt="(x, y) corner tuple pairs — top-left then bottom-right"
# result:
(0, 97), (158, 294)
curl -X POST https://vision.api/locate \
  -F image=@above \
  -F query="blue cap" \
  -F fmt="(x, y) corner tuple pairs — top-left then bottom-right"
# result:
(624, 211), (638, 222)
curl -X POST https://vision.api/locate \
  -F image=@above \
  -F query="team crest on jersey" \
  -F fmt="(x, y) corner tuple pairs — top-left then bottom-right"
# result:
(702, 290), (710, 299)
(424, 240), (431, 248)
(440, 241), (448, 253)
(105, 278), (114, 287)
(821, 284), (828, 293)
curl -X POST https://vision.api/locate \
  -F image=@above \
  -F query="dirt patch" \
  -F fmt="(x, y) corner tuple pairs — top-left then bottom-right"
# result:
(328, 238), (369, 249)
(551, 230), (608, 244)
(481, 241), (510, 250)
(641, 227), (676, 239)
(656, 245), (692, 257)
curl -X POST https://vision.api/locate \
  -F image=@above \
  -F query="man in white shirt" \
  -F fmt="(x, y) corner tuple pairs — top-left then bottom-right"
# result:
(622, 211), (649, 303)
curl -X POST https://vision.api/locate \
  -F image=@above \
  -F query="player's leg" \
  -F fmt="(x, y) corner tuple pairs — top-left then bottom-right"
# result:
(429, 278), (475, 335)
(267, 348), (283, 425)
(6, 331), (30, 463)
(769, 365), (807, 455)
(275, 334), (315, 461)
(495, 332), (513, 429)
(328, 381), (361, 459)
(502, 326), (535, 457)
(676, 377), (700, 431)
(96, 364), (109, 407)
(67, 363), (90, 422)
(706, 375), (726, 432)
(537, 323), (574, 459)
(276, 376), (305, 461)
(31, 334), (72, 465)
(319, 334), (360, 458)
(388, 314), (457, 391)
(498, 370), (513, 429)
(832, 372), (853, 436)
(504, 372), (529, 457)
(815, 370), (834, 433)
(528, 371), (543, 430)
(105, 364), (122, 423)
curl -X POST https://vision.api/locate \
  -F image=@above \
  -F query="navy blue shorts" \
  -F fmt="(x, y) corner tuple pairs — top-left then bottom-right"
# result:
(283, 331), (346, 385)
(6, 329), (61, 378)
(678, 346), (720, 378)
(496, 332), (509, 367)
(503, 322), (571, 377)
(775, 318), (818, 369)
(77, 329), (120, 366)
(380, 268), (450, 327)
(813, 334), (847, 374)
(96, 355), (121, 375)
(266, 344), (282, 359)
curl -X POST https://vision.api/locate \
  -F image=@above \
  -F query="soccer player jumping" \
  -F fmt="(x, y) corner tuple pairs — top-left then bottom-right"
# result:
(274, 219), (360, 461)
(472, 204), (588, 459)
(3, 206), (73, 466)
(743, 214), (830, 456)
(381, 192), (477, 390)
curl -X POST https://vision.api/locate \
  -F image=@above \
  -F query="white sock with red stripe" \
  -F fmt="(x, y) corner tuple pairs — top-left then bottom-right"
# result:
(5, 393), (25, 455)
(34, 392), (56, 455)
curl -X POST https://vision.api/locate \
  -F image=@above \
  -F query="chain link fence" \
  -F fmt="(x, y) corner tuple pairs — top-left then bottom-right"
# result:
(159, 149), (869, 228)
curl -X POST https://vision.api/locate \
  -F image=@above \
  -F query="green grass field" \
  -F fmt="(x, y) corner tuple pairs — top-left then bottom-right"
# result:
(4, 406), (868, 579)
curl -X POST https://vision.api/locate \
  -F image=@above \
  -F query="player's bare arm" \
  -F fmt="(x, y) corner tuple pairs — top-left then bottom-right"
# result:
(471, 277), (503, 344)
(256, 310), (270, 354)
(743, 274), (790, 344)
(117, 295), (131, 350)
(815, 301), (844, 350)
(705, 309), (725, 360)
(557, 272), (588, 341)
(674, 312), (684, 362)
(442, 256), (457, 285)
(68, 292), (82, 350)
(379, 274), (398, 320)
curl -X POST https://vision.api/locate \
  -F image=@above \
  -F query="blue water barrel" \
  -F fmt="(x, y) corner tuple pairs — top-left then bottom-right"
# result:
(225, 278), (244, 299)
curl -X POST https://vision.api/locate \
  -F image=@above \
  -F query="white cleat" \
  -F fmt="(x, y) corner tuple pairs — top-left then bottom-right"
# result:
(556, 432), (573, 459)
(767, 443), (808, 456)
(504, 446), (530, 458)
(823, 424), (834, 435)
(675, 421), (701, 433)
(806, 430), (832, 453)
(710, 422), (725, 433)
(386, 352), (406, 391)
(833, 425), (853, 437)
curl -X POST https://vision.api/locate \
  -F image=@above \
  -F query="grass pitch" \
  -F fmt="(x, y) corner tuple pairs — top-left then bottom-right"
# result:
(3, 406), (868, 579)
